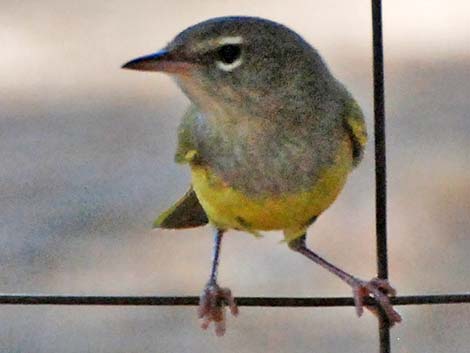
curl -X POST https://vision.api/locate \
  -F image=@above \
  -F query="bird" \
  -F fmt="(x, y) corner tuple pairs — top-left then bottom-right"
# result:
(122, 16), (401, 336)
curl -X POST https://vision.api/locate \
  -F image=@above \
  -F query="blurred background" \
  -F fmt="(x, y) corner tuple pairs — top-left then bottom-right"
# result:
(1, 0), (469, 352)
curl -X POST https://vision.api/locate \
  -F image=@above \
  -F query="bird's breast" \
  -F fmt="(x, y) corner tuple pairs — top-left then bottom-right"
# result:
(195, 115), (347, 196)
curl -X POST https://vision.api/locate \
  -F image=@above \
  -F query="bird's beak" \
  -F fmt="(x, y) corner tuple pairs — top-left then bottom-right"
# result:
(121, 49), (193, 74)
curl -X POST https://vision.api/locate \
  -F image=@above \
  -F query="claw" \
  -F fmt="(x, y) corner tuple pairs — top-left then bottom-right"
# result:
(369, 277), (397, 296)
(198, 282), (238, 336)
(352, 285), (366, 317)
(352, 278), (402, 326)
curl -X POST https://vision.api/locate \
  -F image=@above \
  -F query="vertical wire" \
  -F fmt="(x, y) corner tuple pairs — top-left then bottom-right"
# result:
(371, 1), (391, 353)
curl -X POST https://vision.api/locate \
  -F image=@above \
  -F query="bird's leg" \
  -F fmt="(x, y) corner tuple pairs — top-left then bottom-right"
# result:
(198, 228), (238, 336)
(288, 235), (401, 325)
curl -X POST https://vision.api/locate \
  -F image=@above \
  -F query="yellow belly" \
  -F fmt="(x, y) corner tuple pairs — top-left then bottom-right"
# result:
(191, 137), (353, 238)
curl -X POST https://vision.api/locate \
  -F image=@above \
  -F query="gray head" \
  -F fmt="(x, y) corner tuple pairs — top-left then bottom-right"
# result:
(123, 16), (340, 118)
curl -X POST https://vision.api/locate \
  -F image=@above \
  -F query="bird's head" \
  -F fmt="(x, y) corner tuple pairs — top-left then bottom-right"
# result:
(123, 16), (330, 117)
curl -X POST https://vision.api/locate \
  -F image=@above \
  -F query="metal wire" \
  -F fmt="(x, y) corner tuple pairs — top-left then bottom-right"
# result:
(372, 0), (388, 281)
(371, 0), (391, 352)
(0, 294), (469, 306)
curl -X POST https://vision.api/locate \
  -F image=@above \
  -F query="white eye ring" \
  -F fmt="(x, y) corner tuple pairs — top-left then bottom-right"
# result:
(215, 36), (244, 72)
(218, 36), (243, 46)
(216, 57), (243, 72)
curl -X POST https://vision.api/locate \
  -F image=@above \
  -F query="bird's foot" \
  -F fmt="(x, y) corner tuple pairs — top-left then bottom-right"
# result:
(352, 277), (402, 326)
(198, 282), (238, 336)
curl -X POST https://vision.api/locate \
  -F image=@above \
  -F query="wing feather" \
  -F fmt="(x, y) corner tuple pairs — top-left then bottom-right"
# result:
(343, 100), (367, 166)
(153, 187), (208, 229)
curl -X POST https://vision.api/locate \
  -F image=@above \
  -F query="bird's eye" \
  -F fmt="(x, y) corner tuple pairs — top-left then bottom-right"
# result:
(217, 44), (241, 64)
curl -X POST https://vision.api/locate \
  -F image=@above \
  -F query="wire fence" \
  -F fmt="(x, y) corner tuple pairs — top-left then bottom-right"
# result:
(371, 0), (394, 350)
(2, 1), (469, 353)
(0, 294), (469, 306)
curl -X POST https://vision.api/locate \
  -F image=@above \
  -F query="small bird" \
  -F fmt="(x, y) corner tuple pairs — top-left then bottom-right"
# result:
(123, 16), (401, 335)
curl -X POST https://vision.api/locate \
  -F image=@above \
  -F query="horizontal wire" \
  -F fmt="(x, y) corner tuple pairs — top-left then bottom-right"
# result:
(0, 294), (468, 306)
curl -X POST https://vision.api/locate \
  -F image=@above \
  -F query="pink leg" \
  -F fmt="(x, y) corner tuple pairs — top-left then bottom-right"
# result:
(288, 235), (401, 326)
(198, 229), (238, 336)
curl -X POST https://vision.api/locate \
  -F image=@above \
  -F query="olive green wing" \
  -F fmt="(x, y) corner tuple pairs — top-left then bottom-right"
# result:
(154, 105), (208, 229)
(153, 187), (208, 229)
(175, 104), (200, 164)
(343, 100), (368, 167)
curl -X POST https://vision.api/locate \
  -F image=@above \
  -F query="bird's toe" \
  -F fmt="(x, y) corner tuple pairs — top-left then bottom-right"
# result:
(198, 282), (238, 336)
(352, 278), (402, 326)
